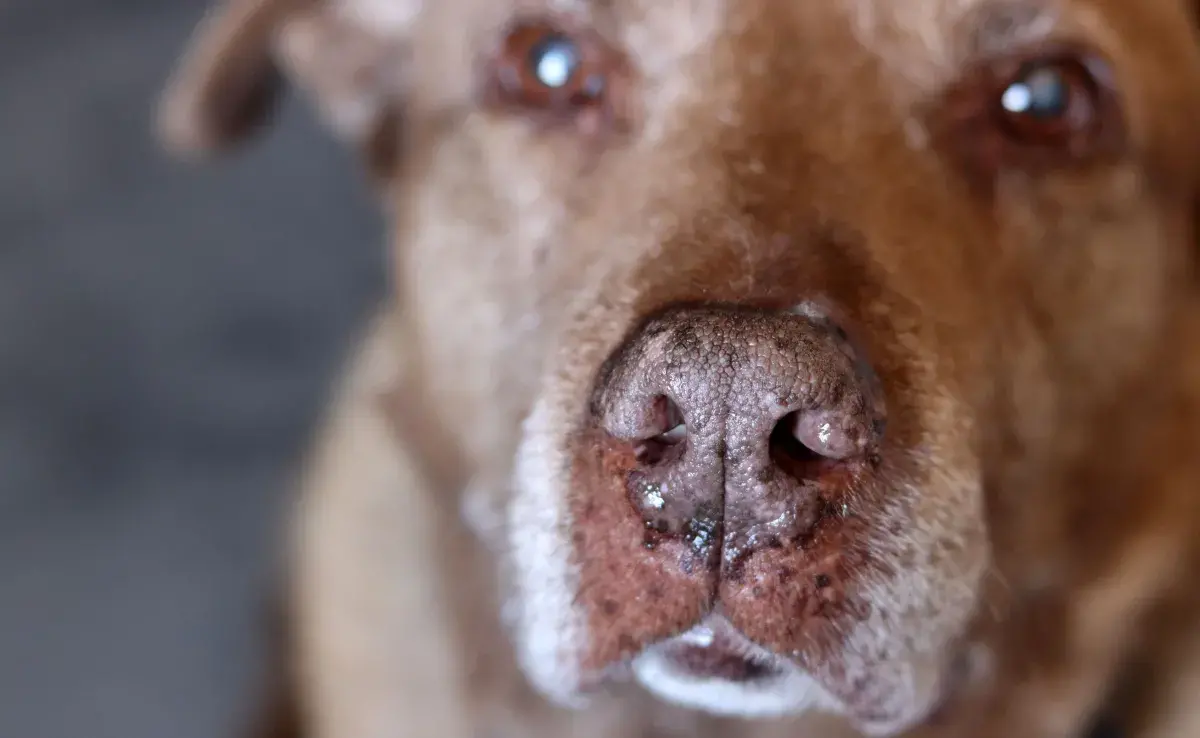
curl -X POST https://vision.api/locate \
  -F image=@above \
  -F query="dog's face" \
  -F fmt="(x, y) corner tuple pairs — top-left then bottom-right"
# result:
(162, 0), (1200, 735)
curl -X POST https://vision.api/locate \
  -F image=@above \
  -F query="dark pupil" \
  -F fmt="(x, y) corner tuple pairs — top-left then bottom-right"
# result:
(529, 35), (579, 89)
(1005, 66), (1069, 119)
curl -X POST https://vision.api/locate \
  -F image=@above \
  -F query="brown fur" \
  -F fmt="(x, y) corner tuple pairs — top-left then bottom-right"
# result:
(160, 1), (1200, 736)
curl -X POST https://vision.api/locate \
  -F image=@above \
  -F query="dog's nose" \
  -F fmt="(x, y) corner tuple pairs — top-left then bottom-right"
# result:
(596, 305), (886, 571)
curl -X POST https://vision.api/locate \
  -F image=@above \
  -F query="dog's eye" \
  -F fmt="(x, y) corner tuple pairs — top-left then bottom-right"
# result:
(493, 22), (606, 110)
(995, 58), (1100, 145)
(938, 47), (1125, 182)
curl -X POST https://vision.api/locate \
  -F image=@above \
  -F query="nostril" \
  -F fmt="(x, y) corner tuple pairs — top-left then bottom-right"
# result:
(769, 412), (834, 483)
(634, 395), (686, 466)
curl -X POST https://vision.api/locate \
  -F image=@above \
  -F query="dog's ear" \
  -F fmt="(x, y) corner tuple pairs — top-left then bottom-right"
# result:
(157, 0), (417, 177)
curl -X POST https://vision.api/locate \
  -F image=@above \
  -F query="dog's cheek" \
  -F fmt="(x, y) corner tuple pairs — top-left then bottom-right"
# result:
(460, 476), (510, 554)
(507, 389), (593, 705)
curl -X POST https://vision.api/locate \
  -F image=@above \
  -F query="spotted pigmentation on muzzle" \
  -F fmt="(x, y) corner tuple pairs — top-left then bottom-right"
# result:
(587, 305), (887, 657)
(510, 300), (978, 735)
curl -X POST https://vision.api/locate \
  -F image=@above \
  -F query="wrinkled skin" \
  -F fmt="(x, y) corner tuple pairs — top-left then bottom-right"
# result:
(159, 1), (1200, 737)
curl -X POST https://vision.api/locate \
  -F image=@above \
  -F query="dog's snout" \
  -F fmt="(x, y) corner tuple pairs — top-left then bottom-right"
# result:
(597, 306), (886, 569)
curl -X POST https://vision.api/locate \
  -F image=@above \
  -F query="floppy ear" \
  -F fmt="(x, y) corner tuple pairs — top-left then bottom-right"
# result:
(157, 0), (417, 176)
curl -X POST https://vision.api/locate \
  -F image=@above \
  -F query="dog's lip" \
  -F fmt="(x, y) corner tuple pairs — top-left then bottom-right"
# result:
(646, 615), (786, 682)
(658, 637), (782, 683)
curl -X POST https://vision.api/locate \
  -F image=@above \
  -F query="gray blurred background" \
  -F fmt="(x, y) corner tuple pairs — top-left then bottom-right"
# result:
(0, 2), (386, 737)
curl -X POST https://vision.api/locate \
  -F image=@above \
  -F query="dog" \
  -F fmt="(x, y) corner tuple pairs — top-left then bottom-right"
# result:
(156, 1), (1200, 736)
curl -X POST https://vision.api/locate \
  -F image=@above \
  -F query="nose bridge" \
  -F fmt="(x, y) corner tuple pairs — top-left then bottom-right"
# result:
(671, 312), (816, 453)
(656, 317), (807, 522)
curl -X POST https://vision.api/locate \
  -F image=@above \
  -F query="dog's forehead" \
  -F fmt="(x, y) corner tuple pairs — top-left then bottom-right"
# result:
(551, 0), (1121, 108)
(842, 0), (1055, 90)
(775, 0), (1126, 99)
(339, 0), (1169, 84)
(334, 0), (1180, 119)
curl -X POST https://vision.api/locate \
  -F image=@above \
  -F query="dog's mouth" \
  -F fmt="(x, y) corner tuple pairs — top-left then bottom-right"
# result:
(652, 618), (783, 682)
(627, 614), (842, 720)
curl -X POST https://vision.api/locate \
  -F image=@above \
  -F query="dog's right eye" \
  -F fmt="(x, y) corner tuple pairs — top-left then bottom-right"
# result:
(492, 21), (608, 112)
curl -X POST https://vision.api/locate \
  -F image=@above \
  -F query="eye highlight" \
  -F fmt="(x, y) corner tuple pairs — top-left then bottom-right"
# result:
(1000, 66), (1070, 118)
(530, 34), (582, 89)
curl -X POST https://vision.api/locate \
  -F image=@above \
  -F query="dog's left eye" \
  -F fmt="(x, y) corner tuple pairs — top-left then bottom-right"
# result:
(938, 47), (1125, 180)
(491, 22), (607, 111)
(995, 58), (1101, 145)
